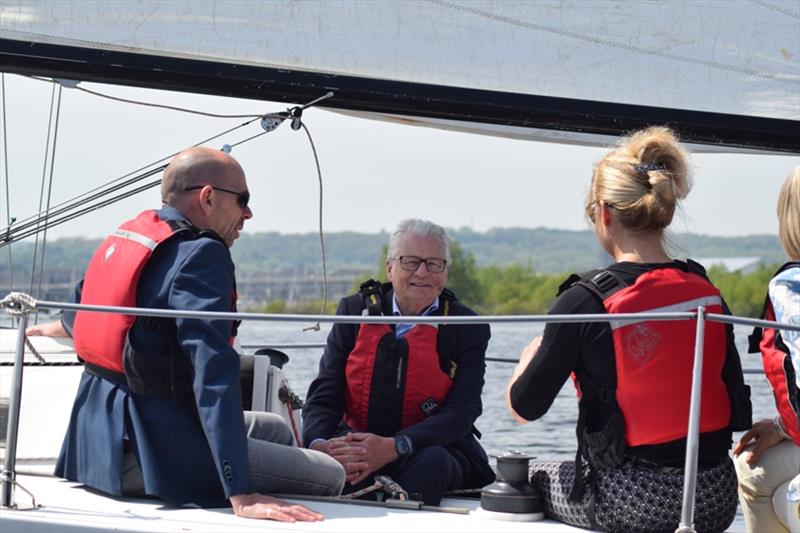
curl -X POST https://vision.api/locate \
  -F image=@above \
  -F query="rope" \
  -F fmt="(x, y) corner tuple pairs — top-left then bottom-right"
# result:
(283, 400), (303, 447)
(0, 292), (38, 317)
(339, 475), (410, 501)
(23, 337), (46, 363)
(300, 121), (328, 332)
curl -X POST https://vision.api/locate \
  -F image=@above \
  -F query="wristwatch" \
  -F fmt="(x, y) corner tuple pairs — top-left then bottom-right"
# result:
(393, 435), (411, 457)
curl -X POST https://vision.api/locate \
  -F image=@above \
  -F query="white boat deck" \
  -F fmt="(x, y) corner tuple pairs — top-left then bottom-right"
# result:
(0, 472), (585, 533)
(1, 330), (587, 532)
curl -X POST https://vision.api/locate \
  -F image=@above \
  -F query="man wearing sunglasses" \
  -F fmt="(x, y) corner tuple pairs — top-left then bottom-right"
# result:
(27, 146), (344, 522)
(303, 218), (495, 506)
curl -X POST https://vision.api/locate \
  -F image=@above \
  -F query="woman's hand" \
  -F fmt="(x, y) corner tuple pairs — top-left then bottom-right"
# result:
(229, 493), (323, 522)
(733, 418), (786, 464)
(505, 336), (542, 424)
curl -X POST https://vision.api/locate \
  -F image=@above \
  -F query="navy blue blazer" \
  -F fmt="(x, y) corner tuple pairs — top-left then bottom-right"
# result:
(56, 206), (251, 507)
(302, 287), (495, 488)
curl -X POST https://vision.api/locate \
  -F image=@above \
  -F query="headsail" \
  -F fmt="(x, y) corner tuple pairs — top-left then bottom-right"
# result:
(1, 0), (798, 152)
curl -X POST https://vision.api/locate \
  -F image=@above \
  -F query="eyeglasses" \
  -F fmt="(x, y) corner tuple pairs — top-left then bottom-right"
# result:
(394, 255), (447, 273)
(184, 185), (250, 209)
(586, 200), (616, 223)
(586, 200), (599, 223)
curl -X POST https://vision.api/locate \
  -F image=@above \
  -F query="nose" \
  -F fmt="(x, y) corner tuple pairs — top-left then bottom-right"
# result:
(243, 205), (253, 219)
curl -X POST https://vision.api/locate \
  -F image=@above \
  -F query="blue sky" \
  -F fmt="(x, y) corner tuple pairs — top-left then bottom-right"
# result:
(1, 74), (798, 241)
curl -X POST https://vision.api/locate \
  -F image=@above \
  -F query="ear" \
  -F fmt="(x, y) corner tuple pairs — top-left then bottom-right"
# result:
(385, 259), (394, 282)
(197, 185), (215, 215)
(600, 201), (613, 226)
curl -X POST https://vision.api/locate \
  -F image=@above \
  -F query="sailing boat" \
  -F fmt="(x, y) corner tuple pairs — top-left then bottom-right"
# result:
(0, 1), (798, 532)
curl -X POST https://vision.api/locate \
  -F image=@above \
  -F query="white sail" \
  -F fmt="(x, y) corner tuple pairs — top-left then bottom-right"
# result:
(1, 0), (798, 152)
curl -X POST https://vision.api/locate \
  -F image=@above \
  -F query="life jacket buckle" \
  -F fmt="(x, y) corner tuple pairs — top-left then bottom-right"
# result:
(590, 271), (619, 295)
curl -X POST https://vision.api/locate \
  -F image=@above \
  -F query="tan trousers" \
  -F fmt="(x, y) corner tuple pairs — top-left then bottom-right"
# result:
(735, 439), (800, 532)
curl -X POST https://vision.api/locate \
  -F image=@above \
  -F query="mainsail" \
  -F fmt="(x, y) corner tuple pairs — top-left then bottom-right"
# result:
(1, 0), (798, 152)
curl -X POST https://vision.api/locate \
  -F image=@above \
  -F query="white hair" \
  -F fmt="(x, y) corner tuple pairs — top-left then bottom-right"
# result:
(386, 218), (452, 264)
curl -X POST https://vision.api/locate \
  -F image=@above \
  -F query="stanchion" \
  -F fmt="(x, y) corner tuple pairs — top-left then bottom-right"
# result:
(1, 315), (29, 509)
(676, 307), (706, 533)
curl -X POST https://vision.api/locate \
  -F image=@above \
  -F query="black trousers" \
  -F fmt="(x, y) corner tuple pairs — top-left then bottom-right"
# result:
(344, 445), (467, 506)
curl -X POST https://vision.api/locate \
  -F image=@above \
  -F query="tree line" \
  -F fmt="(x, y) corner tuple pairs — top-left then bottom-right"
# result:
(259, 242), (779, 318)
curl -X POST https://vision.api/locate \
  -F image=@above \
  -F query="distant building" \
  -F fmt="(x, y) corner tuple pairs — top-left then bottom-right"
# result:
(693, 257), (762, 274)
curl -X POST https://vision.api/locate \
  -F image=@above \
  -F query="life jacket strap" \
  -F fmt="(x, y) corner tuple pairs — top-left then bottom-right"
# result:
(84, 361), (126, 385)
(578, 269), (627, 300)
(358, 279), (384, 316)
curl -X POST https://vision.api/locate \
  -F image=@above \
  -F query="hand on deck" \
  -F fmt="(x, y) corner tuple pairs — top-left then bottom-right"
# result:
(733, 418), (786, 464)
(229, 493), (323, 522)
(505, 336), (542, 424)
(311, 432), (396, 484)
(25, 320), (68, 338)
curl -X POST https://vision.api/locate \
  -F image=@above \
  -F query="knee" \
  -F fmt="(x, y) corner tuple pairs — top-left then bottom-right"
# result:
(244, 411), (293, 444)
(734, 447), (776, 498)
(734, 450), (758, 495)
(412, 446), (455, 472)
(313, 449), (347, 494)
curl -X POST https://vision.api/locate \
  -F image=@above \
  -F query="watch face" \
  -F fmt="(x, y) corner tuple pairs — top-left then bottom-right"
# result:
(395, 436), (410, 456)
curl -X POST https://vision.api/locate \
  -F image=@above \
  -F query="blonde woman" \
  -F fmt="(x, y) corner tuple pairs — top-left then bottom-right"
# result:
(734, 166), (800, 532)
(506, 126), (752, 532)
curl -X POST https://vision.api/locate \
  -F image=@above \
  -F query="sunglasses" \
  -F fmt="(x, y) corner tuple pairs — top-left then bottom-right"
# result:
(184, 185), (250, 209)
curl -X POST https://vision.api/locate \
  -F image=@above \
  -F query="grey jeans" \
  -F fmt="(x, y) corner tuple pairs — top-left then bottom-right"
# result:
(122, 411), (345, 498)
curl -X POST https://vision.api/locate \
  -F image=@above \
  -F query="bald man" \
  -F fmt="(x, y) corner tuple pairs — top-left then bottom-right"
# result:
(28, 147), (344, 521)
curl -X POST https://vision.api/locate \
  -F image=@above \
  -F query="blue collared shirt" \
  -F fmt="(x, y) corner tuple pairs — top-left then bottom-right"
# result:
(392, 294), (439, 339)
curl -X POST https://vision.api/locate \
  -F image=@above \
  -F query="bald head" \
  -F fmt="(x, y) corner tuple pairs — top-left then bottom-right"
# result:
(161, 146), (252, 247)
(161, 147), (245, 207)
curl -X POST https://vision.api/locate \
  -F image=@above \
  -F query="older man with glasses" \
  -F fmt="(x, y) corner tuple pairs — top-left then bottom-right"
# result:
(302, 218), (495, 505)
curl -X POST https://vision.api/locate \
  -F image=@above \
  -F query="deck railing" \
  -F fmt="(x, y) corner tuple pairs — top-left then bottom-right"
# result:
(2, 294), (798, 532)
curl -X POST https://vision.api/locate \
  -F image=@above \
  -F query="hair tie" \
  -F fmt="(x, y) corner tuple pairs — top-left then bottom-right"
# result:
(634, 162), (666, 189)
(634, 162), (666, 176)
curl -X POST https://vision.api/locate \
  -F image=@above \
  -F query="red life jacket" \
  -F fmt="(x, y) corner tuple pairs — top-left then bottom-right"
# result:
(343, 280), (457, 436)
(749, 262), (800, 446)
(72, 211), (189, 373)
(578, 265), (731, 447)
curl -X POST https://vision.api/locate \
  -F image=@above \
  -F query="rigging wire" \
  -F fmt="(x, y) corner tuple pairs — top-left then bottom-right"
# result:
(29, 83), (60, 301)
(6, 179), (162, 243)
(0, 120), (267, 245)
(300, 121), (328, 332)
(2, 78), (336, 333)
(26, 75), (271, 119)
(5, 165), (167, 239)
(1, 78), (335, 248)
(1, 74), (13, 291)
(35, 84), (64, 323)
(73, 85), (268, 119)
(0, 119), (257, 245)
